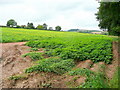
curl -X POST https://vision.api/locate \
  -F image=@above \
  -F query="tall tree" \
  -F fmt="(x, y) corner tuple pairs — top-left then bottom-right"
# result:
(43, 23), (47, 30)
(21, 25), (27, 28)
(27, 22), (35, 29)
(7, 19), (17, 27)
(55, 26), (61, 31)
(48, 27), (53, 30)
(96, 2), (120, 36)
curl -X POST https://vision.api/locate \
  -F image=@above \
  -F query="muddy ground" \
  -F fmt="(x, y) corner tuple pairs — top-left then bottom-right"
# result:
(0, 41), (119, 88)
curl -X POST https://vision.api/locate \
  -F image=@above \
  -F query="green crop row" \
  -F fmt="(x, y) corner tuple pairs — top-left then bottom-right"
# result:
(25, 57), (75, 75)
(22, 52), (43, 61)
(26, 39), (113, 63)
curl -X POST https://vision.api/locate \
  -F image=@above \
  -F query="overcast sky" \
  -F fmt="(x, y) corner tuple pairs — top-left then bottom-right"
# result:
(0, 0), (100, 30)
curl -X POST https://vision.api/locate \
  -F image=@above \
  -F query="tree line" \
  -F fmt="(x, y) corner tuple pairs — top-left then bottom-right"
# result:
(6, 19), (62, 31)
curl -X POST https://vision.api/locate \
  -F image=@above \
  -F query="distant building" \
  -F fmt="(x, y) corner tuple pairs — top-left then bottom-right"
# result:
(91, 32), (102, 34)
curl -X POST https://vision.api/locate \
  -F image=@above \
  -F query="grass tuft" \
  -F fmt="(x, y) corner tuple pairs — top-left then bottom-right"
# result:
(9, 75), (27, 80)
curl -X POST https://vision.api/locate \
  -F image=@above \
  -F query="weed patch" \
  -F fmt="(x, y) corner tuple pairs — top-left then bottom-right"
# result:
(108, 67), (119, 88)
(9, 75), (27, 81)
(68, 68), (108, 88)
(69, 68), (94, 77)
(22, 52), (43, 61)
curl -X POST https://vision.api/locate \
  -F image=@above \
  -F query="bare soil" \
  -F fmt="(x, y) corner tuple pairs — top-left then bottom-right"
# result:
(105, 41), (119, 79)
(0, 41), (119, 88)
(1, 42), (32, 79)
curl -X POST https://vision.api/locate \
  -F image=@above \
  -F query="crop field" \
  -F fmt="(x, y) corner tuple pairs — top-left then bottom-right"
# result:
(1, 27), (118, 88)
(2, 27), (113, 63)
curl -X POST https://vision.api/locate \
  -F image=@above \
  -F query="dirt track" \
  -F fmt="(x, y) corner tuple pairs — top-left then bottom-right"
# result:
(0, 41), (119, 88)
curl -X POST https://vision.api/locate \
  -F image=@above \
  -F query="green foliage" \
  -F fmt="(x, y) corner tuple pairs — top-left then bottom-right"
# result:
(27, 22), (34, 29)
(25, 57), (75, 75)
(48, 27), (53, 30)
(78, 74), (108, 88)
(96, 2), (120, 36)
(21, 25), (27, 28)
(36, 25), (44, 30)
(26, 39), (113, 63)
(69, 68), (94, 77)
(2, 27), (114, 63)
(7, 19), (17, 27)
(43, 23), (47, 30)
(16, 25), (21, 28)
(42, 83), (52, 88)
(29, 48), (39, 51)
(101, 31), (108, 35)
(22, 52), (43, 61)
(50, 59), (75, 74)
(109, 68), (119, 88)
(68, 68), (108, 88)
(9, 75), (27, 80)
(26, 40), (65, 49)
(111, 26), (120, 36)
(55, 26), (61, 31)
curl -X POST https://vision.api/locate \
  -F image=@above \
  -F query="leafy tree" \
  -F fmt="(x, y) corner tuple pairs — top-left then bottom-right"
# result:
(96, 2), (120, 36)
(43, 23), (47, 30)
(6, 19), (17, 27)
(55, 26), (61, 31)
(27, 22), (35, 29)
(36, 25), (44, 30)
(16, 25), (21, 28)
(21, 25), (27, 28)
(48, 27), (53, 30)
